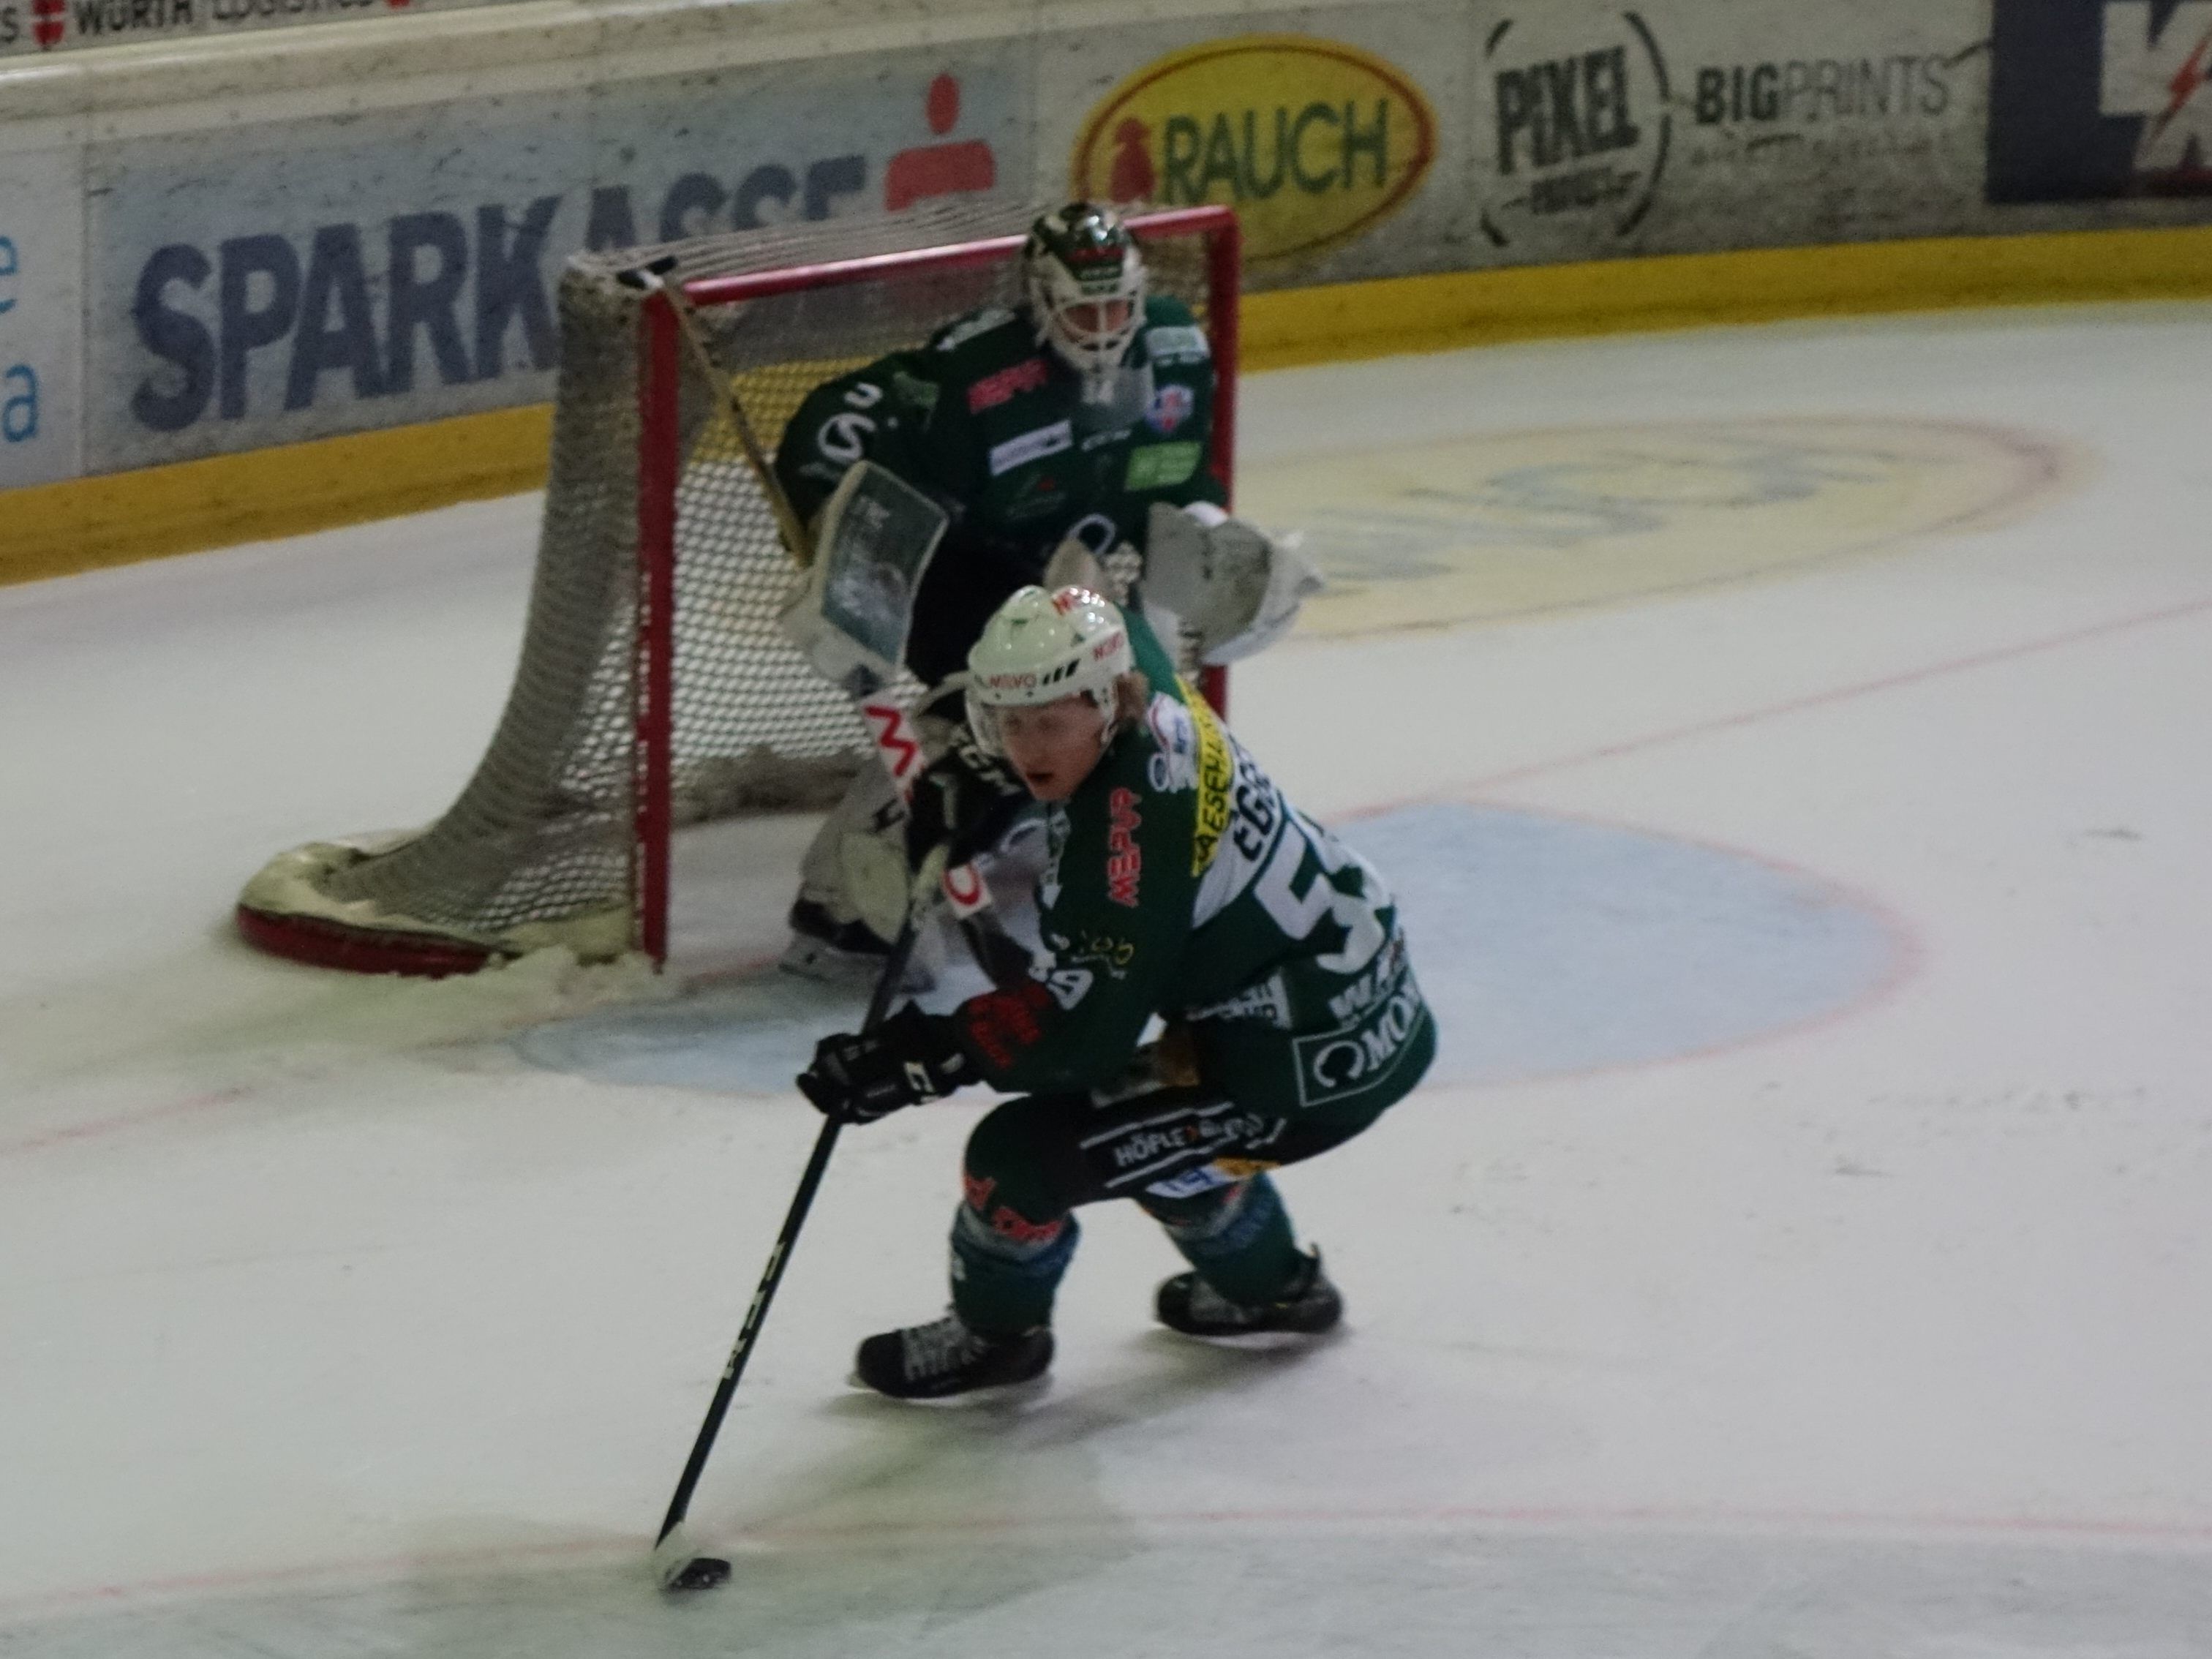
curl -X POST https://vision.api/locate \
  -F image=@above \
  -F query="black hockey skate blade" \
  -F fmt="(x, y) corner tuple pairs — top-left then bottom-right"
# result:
(663, 1554), (732, 1592)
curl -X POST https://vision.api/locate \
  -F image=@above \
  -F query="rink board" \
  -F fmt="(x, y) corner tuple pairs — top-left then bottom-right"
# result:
(7, 0), (2212, 570)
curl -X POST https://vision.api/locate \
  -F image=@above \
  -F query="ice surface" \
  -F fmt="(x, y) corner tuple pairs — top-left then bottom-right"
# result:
(3, 306), (2211, 1656)
(522, 802), (1900, 1094)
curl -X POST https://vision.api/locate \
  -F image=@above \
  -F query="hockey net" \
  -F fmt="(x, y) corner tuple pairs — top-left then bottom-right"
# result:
(236, 203), (1241, 975)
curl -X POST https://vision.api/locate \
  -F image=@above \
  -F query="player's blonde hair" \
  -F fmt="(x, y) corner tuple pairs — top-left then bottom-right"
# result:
(1108, 669), (1151, 733)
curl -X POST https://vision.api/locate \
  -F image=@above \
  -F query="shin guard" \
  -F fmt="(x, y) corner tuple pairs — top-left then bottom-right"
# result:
(1139, 1173), (1299, 1307)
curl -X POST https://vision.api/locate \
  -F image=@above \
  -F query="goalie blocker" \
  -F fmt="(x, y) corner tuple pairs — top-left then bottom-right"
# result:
(779, 461), (950, 697)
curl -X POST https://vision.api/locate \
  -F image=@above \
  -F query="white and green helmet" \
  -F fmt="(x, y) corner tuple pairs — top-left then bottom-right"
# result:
(965, 584), (1134, 753)
(1023, 202), (1148, 382)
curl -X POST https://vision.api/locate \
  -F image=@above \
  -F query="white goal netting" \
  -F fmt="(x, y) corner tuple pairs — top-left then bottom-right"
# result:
(238, 203), (1235, 974)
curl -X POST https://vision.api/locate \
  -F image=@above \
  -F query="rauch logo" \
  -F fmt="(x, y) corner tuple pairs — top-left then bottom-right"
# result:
(1071, 34), (1437, 265)
(1478, 10), (1672, 250)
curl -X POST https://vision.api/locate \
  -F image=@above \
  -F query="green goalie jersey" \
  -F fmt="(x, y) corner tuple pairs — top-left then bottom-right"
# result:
(772, 297), (1227, 685)
(947, 613), (1435, 1127)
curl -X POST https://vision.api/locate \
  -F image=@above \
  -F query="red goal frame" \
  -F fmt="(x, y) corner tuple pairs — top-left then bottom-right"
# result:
(630, 204), (1244, 964)
(234, 207), (1242, 979)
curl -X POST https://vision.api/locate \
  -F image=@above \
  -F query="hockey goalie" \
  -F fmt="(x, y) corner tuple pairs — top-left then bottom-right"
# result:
(770, 201), (1319, 977)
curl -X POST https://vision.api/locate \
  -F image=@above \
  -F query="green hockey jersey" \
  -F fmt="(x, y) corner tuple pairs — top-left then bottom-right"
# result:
(948, 613), (1434, 1126)
(772, 297), (1226, 685)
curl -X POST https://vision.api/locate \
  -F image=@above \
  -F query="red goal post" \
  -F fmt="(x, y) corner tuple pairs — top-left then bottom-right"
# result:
(237, 203), (1242, 977)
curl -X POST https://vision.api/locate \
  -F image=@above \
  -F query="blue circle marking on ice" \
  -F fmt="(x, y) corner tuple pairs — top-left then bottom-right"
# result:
(1350, 802), (1898, 1086)
(512, 802), (1899, 1094)
(514, 969), (868, 1092)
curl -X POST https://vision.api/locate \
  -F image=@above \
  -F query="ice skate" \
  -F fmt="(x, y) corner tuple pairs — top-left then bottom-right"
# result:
(853, 1312), (1053, 1400)
(1155, 1248), (1342, 1338)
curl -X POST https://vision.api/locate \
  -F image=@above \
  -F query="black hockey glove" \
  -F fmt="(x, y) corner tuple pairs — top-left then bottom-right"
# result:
(797, 1004), (971, 1124)
(903, 720), (1030, 874)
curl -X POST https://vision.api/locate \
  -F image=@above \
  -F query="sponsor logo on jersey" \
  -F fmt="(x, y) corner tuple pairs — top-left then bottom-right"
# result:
(1186, 691), (1233, 873)
(1146, 694), (1200, 792)
(1125, 440), (1202, 491)
(1106, 786), (1143, 906)
(859, 695), (925, 794)
(1143, 325), (1211, 365)
(1058, 928), (1137, 976)
(1183, 970), (1293, 1029)
(941, 859), (990, 917)
(816, 411), (876, 464)
(1145, 1163), (1238, 1200)
(892, 369), (941, 413)
(1144, 382), (1195, 436)
(1004, 467), (1067, 521)
(967, 355), (1050, 413)
(1102, 1112), (1271, 1172)
(1080, 426), (1133, 452)
(990, 418), (1074, 476)
(959, 1192), (1067, 1246)
(1294, 977), (1429, 1108)
(1091, 1106), (1287, 1191)
(1070, 35), (1438, 265)
(1325, 933), (1408, 1024)
(936, 305), (1015, 352)
(958, 979), (1054, 1070)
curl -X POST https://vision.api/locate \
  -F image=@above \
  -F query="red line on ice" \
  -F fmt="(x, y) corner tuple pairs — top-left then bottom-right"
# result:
(0, 1088), (252, 1162)
(1462, 592), (2212, 795)
(12, 1501), (2212, 1620)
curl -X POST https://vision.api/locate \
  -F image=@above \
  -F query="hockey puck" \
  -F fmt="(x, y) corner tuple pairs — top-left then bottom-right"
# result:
(663, 1554), (732, 1592)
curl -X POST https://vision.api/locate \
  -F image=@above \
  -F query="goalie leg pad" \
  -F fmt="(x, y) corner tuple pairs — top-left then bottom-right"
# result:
(794, 764), (903, 943)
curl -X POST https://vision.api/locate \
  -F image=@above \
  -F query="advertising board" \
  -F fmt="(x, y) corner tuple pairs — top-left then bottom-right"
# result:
(1044, 4), (1469, 287)
(1472, 1), (1992, 263)
(89, 52), (1028, 470)
(0, 147), (83, 489)
(0, 0), (515, 61)
(1988, 0), (2212, 202)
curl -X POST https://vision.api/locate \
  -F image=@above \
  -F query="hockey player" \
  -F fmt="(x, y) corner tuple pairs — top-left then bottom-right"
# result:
(770, 202), (1237, 970)
(797, 585), (1435, 1399)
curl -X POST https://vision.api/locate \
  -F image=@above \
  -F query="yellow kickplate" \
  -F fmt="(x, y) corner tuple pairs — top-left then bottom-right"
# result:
(1243, 224), (2212, 372)
(1, 405), (551, 587)
(7, 225), (2212, 587)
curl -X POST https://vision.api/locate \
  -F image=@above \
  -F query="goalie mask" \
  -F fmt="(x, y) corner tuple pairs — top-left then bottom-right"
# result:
(965, 585), (1135, 756)
(1024, 203), (1148, 389)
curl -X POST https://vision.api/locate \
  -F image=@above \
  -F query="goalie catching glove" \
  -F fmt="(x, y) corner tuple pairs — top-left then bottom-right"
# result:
(1143, 501), (1323, 665)
(798, 1004), (971, 1124)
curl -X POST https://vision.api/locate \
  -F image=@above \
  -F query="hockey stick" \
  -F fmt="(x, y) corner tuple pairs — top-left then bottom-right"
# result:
(651, 912), (922, 1594)
(617, 254), (817, 567)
